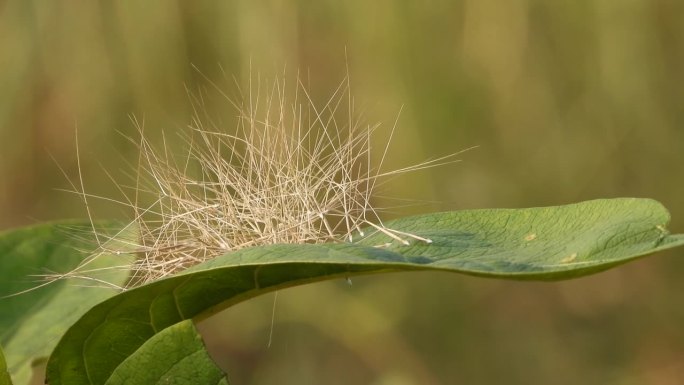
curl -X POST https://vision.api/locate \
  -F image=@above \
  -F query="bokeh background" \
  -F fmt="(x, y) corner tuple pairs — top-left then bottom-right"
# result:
(3, 1), (684, 384)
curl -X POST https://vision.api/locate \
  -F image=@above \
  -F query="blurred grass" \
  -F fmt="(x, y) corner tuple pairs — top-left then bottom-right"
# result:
(2, 1), (684, 384)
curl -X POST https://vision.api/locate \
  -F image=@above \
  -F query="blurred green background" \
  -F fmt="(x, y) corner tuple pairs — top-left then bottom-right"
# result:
(2, 1), (684, 384)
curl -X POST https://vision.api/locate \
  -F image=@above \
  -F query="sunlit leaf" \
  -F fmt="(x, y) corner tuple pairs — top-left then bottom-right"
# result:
(104, 320), (228, 385)
(46, 199), (684, 384)
(1, 346), (12, 385)
(0, 222), (132, 385)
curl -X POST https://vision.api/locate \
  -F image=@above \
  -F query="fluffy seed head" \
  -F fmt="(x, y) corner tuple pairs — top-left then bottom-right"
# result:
(58, 72), (465, 289)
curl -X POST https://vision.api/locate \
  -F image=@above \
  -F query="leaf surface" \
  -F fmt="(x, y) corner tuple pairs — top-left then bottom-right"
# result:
(104, 320), (228, 385)
(46, 199), (684, 384)
(0, 222), (132, 385)
(0, 347), (12, 385)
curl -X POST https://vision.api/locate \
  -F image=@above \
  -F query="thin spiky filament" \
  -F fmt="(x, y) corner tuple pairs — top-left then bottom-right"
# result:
(57, 73), (465, 289)
(128, 76), (382, 285)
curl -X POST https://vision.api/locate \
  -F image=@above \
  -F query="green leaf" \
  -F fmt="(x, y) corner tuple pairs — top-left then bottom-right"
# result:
(0, 222), (133, 385)
(104, 320), (228, 385)
(1, 346), (12, 385)
(46, 198), (684, 385)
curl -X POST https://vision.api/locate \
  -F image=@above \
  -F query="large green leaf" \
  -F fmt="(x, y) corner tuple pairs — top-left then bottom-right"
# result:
(0, 222), (133, 385)
(104, 320), (228, 385)
(46, 199), (684, 385)
(0, 346), (12, 385)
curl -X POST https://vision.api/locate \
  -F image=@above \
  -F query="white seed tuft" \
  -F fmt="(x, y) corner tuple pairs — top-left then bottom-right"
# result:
(51, 72), (466, 289)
